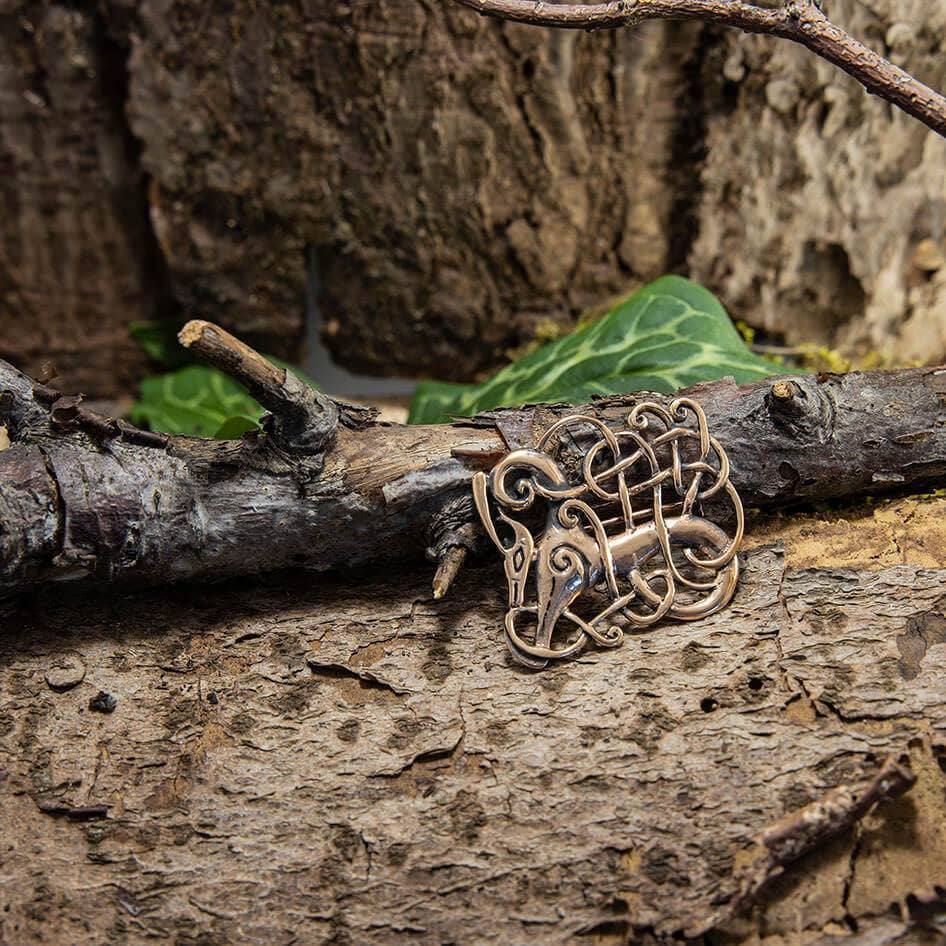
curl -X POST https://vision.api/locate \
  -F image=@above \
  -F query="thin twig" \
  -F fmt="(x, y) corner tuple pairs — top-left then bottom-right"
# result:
(30, 385), (169, 449)
(688, 753), (917, 936)
(432, 546), (468, 599)
(179, 320), (339, 454)
(451, 0), (946, 138)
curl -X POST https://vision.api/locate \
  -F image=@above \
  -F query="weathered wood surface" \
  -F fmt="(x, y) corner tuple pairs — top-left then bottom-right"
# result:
(1, 501), (945, 945)
(4, 2), (946, 396)
(119, 2), (695, 384)
(1, 0), (696, 393)
(690, 0), (946, 365)
(4, 349), (946, 595)
(0, 1), (162, 398)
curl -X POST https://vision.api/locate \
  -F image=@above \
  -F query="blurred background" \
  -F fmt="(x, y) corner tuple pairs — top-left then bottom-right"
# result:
(2, 0), (945, 407)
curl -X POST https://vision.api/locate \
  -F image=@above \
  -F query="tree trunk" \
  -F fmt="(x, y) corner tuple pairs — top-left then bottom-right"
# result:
(4, 2), (946, 397)
(115, 1), (699, 383)
(1, 499), (945, 945)
(0, 2), (161, 398)
(689, 0), (946, 364)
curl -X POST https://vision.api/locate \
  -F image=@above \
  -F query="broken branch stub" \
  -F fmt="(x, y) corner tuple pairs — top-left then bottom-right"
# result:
(178, 319), (339, 454)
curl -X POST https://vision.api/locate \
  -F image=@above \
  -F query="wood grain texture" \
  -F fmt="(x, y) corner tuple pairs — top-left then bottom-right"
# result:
(113, 0), (697, 381)
(1, 520), (945, 944)
(0, 1), (162, 397)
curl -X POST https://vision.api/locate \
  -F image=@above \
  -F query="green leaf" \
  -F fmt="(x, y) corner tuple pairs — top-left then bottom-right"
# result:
(130, 361), (319, 439)
(130, 366), (266, 438)
(214, 415), (262, 440)
(129, 320), (191, 369)
(407, 276), (788, 424)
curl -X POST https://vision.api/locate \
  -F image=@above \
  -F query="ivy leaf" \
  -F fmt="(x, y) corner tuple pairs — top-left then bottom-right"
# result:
(129, 319), (191, 369)
(214, 415), (263, 440)
(130, 366), (265, 438)
(130, 361), (319, 439)
(407, 276), (787, 424)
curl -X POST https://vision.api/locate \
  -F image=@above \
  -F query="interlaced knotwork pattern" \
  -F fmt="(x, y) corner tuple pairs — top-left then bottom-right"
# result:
(473, 399), (744, 668)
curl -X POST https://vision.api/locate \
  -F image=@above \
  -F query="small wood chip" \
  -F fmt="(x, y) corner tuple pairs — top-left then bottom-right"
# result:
(44, 653), (86, 692)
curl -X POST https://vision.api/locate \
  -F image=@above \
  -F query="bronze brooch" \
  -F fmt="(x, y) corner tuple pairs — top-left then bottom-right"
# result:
(473, 399), (743, 669)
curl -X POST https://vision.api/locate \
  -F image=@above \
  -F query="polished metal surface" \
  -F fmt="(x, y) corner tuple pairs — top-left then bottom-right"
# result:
(473, 399), (744, 668)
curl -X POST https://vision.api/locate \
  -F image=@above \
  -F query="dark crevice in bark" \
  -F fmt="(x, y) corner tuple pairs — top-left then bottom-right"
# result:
(494, 25), (548, 185)
(841, 827), (863, 932)
(37, 446), (65, 562)
(92, 4), (177, 331)
(666, 23), (719, 275)
(308, 660), (411, 697)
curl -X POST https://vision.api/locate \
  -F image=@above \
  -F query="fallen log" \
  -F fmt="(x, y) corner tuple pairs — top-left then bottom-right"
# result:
(2, 321), (946, 596)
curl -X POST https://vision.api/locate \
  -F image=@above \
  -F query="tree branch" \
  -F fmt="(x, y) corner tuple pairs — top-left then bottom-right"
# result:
(689, 753), (917, 936)
(451, 0), (946, 138)
(179, 319), (339, 455)
(3, 322), (946, 595)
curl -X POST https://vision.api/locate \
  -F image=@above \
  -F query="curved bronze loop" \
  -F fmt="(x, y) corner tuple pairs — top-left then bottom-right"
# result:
(474, 400), (744, 668)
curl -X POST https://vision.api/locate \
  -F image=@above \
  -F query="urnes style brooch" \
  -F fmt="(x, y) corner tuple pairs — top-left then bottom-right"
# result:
(472, 399), (743, 669)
